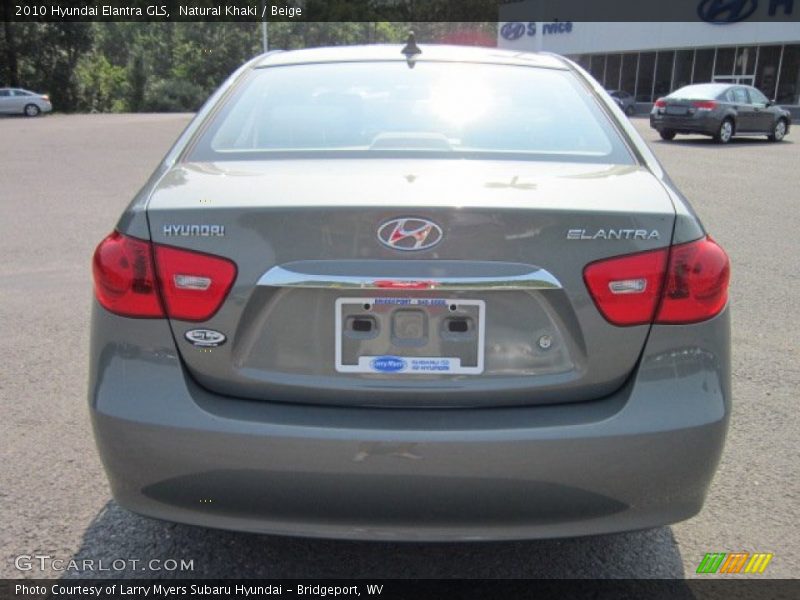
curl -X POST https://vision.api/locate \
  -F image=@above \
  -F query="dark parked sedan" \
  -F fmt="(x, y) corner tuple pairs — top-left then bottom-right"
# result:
(650, 83), (791, 143)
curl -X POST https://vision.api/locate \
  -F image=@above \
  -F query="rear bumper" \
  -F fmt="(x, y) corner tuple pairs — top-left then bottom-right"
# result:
(650, 112), (719, 135)
(89, 302), (731, 541)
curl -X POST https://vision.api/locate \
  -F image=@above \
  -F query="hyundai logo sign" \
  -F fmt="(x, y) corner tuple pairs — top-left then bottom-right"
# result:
(499, 21), (572, 41)
(697, 0), (758, 22)
(500, 22), (527, 41)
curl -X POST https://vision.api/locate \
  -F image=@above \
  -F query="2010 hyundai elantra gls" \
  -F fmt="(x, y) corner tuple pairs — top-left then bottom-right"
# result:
(89, 44), (731, 540)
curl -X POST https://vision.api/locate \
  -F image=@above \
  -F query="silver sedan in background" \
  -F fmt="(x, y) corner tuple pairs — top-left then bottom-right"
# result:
(0, 88), (52, 116)
(607, 89), (636, 115)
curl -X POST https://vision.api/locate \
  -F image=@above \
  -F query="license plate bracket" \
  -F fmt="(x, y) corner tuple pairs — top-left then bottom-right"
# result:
(335, 297), (485, 375)
(666, 106), (688, 115)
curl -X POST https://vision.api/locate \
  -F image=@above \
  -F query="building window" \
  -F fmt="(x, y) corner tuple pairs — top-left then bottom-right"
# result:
(715, 47), (736, 79)
(654, 51), (675, 98)
(606, 54), (622, 90)
(756, 45), (782, 100)
(777, 44), (800, 105)
(673, 49), (694, 90)
(590, 54), (606, 84)
(636, 52), (656, 102)
(694, 48), (715, 83)
(620, 53), (637, 97)
(734, 46), (758, 79)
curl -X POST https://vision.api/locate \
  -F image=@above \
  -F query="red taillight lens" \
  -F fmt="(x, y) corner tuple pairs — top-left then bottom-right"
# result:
(584, 237), (730, 327)
(92, 232), (164, 318)
(92, 232), (237, 321)
(153, 244), (237, 321)
(584, 248), (669, 326)
(654, 98), (667, 108)
(656, 237), (730, 324)
(692, 100), (717, 110)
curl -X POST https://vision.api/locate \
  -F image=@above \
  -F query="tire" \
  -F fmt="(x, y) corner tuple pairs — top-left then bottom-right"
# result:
(24, 103), (40, 117)
(768, 118), (787, 142)
(714, 118), (734, 144)
(659, 130), (676, 141)
(625, 105), (635, 116)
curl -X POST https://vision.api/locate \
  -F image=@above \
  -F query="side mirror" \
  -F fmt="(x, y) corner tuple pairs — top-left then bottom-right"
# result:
(766, 99), (775, 107)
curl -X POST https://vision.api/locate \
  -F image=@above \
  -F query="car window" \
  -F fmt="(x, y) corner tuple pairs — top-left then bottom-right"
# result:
(13, 90), (31, 96)
(191, 62), (634, 165)
(670, 84), (728, 100)
(0, 90), (10, 97)
(748, 87), (769, 105)
(730, 88), (749, 104)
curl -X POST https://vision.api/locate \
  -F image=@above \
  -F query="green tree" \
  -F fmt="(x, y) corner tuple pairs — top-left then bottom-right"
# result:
(74, 52), (128, 112)
(0, 20), (498, 113)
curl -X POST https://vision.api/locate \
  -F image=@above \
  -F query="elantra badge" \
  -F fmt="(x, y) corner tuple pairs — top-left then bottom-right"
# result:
(377, 217), (443, 251)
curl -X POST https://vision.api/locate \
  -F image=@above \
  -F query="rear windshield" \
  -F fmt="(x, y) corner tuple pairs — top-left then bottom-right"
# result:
(189, 61), (633, 164)
(669, 84), (728, 100)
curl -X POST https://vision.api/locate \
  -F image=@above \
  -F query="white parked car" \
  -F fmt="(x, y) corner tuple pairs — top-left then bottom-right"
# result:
(0, 88), (52, 116)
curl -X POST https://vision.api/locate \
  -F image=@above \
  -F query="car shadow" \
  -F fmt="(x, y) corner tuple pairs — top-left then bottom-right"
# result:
(654, 135), (794, 147)
(61, 501), (687, 579)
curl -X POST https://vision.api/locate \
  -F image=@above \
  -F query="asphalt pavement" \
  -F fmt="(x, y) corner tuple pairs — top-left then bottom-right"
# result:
(0, 113), (797, 579)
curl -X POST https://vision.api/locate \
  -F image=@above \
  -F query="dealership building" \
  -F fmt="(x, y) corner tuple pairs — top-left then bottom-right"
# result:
(496, 20), (800, 112)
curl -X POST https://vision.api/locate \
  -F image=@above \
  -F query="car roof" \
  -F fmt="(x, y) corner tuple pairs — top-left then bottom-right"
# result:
(255, 44), (568, 70)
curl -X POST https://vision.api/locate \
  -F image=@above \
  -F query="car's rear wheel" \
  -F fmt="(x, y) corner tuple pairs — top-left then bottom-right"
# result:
(768, 118), (787, 142)
(625, 105), (635, 116)
(659, 130), (676, 141)
(714, 118), (734, 144)
(24, 104), (40, 117)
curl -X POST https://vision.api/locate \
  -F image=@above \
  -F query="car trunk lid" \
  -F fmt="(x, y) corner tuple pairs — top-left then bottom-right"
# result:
(146, 159), (675, 408)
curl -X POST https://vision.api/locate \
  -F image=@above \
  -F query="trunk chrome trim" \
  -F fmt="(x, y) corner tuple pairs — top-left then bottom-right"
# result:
(257, 262), (562, 291)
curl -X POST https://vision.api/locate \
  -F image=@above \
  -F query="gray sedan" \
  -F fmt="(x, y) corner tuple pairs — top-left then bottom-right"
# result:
(89, 44), (731, 541)
(608, 89), (636, 115)
(0, 87), (52, 116)
(650, 83), (791, 143)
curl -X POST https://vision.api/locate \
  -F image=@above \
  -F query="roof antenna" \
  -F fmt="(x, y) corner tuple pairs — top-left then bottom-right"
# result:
(401, 31), (421, 68)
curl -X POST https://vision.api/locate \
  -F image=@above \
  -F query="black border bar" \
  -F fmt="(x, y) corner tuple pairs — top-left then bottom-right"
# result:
(3, 579), (800, 600)
(2, 0), (799, 22)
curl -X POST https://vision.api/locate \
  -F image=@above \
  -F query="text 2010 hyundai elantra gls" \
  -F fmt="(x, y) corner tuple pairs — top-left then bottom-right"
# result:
(90, 44), (730, 540)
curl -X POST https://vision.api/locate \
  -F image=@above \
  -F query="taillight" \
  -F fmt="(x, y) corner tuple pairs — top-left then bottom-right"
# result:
(654, 98), (667, 108)
(692, 100), (717, 111)
(584, 248), (669, 326)
(92, 232), (164, 318)
(656, 237), (730, 324)
(153, 244), (237, 321)
(583, 237), (729, 327)
(92, 232), (237, 321)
